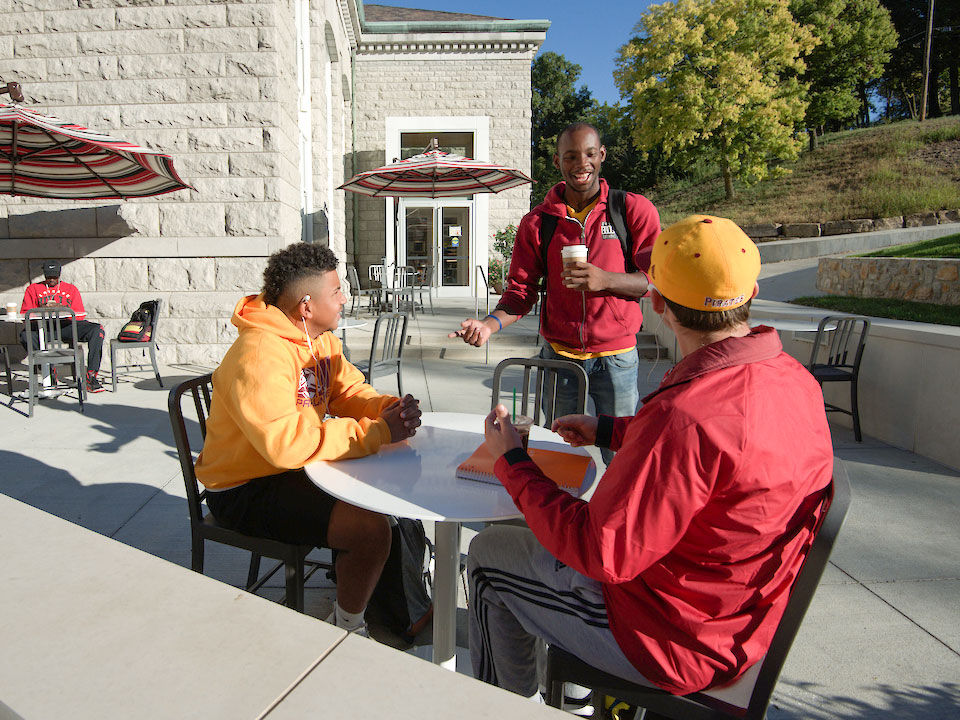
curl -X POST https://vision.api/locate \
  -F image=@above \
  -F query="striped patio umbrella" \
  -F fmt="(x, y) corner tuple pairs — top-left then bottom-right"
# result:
(338, 146), (533, 199)
(0, 103), (190, 199)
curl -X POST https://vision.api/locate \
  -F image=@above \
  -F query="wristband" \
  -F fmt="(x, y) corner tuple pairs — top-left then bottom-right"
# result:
(484, 314), (503, 331)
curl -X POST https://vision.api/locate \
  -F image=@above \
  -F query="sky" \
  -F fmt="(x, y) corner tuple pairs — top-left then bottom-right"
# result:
(365, 1), (656, 106)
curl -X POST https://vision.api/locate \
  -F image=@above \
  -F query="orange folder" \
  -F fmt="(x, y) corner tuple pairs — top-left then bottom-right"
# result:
(456, 442), (591, 490)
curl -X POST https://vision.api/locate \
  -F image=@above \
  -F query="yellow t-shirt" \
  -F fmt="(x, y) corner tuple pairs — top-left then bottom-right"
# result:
(550, 196), (636, 360)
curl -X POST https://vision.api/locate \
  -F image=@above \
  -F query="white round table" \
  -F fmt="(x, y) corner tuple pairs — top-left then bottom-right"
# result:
(304, 411), (596, 671)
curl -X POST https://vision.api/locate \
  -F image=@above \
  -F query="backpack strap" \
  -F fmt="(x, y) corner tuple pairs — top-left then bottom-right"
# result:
(607, 188), (636, 274)
(538, 213), (559, 286)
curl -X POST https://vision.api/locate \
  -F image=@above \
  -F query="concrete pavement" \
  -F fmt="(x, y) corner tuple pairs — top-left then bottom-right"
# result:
(1, 297), (958, 718)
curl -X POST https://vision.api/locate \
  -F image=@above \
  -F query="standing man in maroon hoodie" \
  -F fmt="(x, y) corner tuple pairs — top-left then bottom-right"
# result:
(450, 123), (660, 460)
(20, 260), (106, 393)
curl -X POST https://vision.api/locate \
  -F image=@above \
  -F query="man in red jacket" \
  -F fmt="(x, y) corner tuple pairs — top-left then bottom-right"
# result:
(20, 260), (106, 393)
(468, 216), (833, 700)
(450, 123), (660, 461)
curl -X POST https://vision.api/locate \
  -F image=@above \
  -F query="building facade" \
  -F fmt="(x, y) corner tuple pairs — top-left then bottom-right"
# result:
(0, 1), (546, 363)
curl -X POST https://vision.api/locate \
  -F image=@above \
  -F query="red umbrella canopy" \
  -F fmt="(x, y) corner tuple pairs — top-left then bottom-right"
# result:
(338, 148), (533, 199)
(0, 103), (191, 199)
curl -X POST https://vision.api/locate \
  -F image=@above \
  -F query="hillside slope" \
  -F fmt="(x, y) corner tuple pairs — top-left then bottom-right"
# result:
(651, 116), (960, 226)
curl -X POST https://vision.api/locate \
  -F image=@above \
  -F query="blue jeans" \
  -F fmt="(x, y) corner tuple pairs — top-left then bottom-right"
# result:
(539, 344), (639, 464)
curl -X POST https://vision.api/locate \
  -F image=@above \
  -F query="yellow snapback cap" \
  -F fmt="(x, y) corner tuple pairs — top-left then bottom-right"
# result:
(650, 215), (760, 312)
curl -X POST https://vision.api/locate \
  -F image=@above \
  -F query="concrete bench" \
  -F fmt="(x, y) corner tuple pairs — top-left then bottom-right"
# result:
(0, 495), (562, 719)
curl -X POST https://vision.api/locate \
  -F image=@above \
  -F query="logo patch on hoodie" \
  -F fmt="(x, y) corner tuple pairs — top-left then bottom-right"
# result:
(600, 221), (618, 239)
(297, 357), (331, 411)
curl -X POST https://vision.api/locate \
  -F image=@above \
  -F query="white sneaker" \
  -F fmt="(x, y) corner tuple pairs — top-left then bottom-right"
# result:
(324, 608), (369, 637)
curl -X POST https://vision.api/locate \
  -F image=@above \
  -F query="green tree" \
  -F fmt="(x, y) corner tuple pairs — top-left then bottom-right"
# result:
(879, 0), (960, 119)
(791, 0), (897, 145)
(615, 0), (816, 200)
(530, 52), (597, 207)
(586, 102), (672, 192)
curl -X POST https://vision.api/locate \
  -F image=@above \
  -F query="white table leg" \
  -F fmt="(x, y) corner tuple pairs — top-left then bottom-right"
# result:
(38, 324), (52, 389)
(433, 520), (461, 671)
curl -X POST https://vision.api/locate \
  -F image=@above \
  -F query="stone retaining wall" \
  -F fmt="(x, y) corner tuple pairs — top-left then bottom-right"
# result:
(744, 209), (959, 240)
(817, 256), (960, 305)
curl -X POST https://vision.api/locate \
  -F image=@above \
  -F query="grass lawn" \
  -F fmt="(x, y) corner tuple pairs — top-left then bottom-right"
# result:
(791, 296), (960, 327)
(651, 116), (960, 227)
(859, 232), (960, 259)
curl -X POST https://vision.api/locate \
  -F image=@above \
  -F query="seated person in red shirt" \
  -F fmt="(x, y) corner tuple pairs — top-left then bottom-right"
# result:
(468, 216), (834, 700)
(20, 260), (106, 393)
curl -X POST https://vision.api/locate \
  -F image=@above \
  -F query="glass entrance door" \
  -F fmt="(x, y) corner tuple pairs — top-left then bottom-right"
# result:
(400, 200), (473, 296)
(440, 206), (470, 288)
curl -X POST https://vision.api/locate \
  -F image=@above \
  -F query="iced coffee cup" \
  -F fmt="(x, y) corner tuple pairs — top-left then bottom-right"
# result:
(512, 414), (534, 451)
(561, 244), (588, 270)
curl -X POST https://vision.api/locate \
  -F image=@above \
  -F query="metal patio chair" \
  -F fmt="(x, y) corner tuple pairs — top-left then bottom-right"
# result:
(23, 306), (86, 417)
(807, 315), (871, 442)
(346, 265), (380, 318)
(354, 312), (408, 396)
(168, 373), (331, 612)
(110, 298), (163, 392)
(491, 356), (589, 427)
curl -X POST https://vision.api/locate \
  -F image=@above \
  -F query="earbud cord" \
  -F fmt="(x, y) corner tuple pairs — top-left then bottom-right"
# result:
(302, 316), (321, 404)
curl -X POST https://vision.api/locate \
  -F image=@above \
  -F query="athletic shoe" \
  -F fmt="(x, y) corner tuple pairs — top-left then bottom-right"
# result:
(86, 373), (105, 393)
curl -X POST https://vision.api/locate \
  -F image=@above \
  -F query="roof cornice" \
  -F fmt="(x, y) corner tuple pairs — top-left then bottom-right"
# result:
(357, 30), (546, 56)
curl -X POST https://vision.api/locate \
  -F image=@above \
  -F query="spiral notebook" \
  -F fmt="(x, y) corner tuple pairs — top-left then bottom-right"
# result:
(456, 443), (591, 491)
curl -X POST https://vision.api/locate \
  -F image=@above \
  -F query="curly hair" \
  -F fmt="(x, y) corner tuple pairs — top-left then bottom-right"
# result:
(262, 242), (338, 306)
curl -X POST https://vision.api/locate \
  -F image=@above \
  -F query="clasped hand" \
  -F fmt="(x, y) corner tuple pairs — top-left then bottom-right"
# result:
(382, 394), (421, 442)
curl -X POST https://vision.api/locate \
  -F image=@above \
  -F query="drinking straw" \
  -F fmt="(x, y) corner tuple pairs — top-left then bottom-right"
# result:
(512, 388), (517, 422)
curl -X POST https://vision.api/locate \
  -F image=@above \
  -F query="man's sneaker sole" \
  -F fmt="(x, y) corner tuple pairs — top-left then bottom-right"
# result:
(86, 377), (105, 393)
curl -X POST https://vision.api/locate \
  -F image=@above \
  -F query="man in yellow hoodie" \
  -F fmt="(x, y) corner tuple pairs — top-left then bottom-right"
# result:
(196, 242), (421, 635)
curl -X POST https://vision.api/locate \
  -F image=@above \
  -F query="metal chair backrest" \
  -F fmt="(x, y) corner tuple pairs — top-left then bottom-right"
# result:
(148, 298), (163, 341)
(731, 456), (851, 718)
(370, 312), (407, 367)
(347, 265), (362, 293)
(808, 315), (870, 373)
(491, 357), (589, 427)
(392, 264), (415, 289)
(168, 373), (214, 531)
(369, 264), (386, 288)
(24, 305), (78, 357)
(417, 263), (436, 290)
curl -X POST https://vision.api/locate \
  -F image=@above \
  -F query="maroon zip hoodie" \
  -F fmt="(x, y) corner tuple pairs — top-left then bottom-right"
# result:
(496, 179), (660, 353)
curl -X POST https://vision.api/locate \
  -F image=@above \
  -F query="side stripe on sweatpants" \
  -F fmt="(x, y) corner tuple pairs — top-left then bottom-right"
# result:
(471, 564), (610, 685)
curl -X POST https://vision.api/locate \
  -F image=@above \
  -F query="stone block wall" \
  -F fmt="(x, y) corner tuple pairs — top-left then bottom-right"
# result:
(817, 256), (960, 305)
(310, 4), (352, 260)
(0, 0), (317, 364)
(353, 53), (533, 271)
(743, 210), (959, 241)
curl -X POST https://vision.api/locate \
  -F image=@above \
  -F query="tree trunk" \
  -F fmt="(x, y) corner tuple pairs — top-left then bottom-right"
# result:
(950, 63), (959, 116)
(722, 165), (735, 201)
(808, 129), (818, 152)
(858, 81), (870, 128)
(929, 60), (943, 118)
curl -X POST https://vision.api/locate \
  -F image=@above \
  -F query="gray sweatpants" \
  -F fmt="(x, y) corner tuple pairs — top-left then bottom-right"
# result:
(467, 524), (655, 697)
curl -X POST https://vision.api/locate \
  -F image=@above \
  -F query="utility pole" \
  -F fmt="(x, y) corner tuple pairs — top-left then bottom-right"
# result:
(920, 0), (935, 122)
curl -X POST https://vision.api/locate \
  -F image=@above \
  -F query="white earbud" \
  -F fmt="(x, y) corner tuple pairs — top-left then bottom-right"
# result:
(300, 294), (311, 303)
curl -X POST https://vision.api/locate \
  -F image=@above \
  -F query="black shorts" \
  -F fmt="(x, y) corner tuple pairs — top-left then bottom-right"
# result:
(205, 469), (338, 549)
